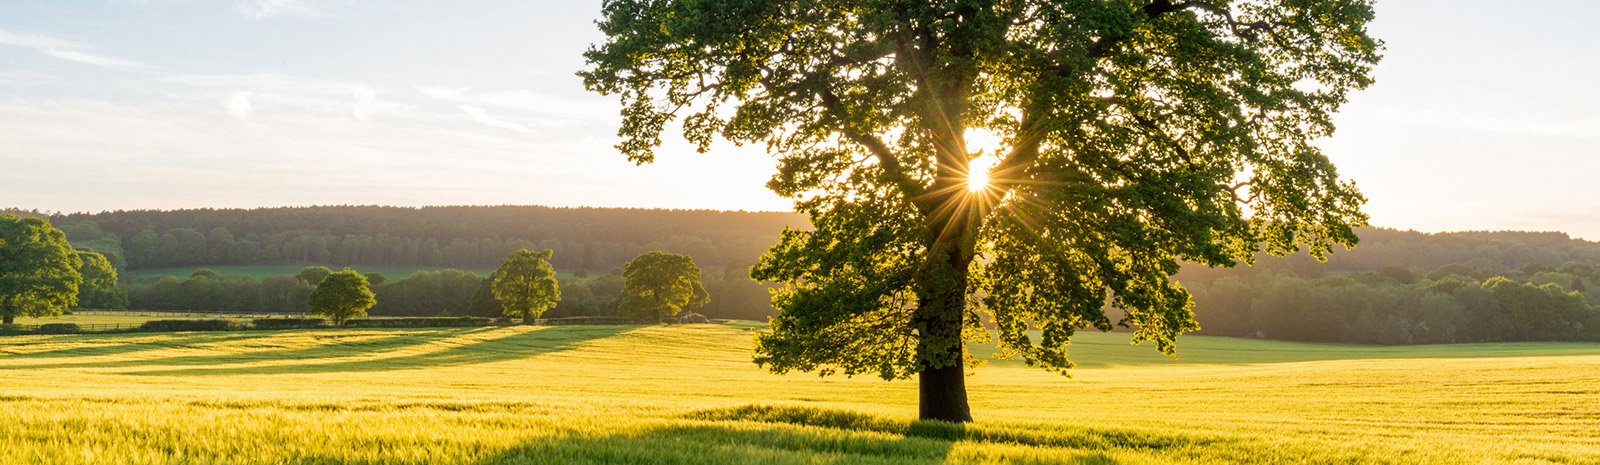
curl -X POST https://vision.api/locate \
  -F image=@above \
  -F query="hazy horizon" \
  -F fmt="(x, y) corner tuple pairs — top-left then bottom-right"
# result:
(2, 1), (1597, 237)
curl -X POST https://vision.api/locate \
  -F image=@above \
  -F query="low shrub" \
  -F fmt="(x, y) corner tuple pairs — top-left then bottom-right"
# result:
(37, 323), (82, 334)
(139, 319), (237, 332)
(251, 318), (326, 329)
(542, 316), (634, 326)
(0, 324), (26, 335)
(346, 317), (495, 328)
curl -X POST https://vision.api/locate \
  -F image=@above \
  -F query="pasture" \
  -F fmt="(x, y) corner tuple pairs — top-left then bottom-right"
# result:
(124, 265), (505, 281)
(0, 324), (1596, 464)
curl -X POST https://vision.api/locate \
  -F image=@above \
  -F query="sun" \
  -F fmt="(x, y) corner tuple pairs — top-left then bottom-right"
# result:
(967, 154), (998, 193)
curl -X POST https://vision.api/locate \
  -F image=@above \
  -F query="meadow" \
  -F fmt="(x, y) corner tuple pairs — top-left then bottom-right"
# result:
(123, 265), (514, 281)
(0, 323), (1596, 464)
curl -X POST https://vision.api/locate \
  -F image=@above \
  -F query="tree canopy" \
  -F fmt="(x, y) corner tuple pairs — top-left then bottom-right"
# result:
(308, 270), (376, 325)
(296, 266), (333, 286)
(584, 0), (1381, 421)
(491, 249), (562, 324)
(0, 214), (84, 325)
(618, 251), (709, 323)
(75, 249), (128, 309)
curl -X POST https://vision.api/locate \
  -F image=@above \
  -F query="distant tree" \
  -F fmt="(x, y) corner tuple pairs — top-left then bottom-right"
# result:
(129, 228), (160, 268)
(308, 270), (375, 325)
(1379, 266), (1419, 285)
(619, 252), (708, 323)
(296, 266), (333, 286)
(0, 215), (83, 324)
(469, 278), (501, 317)
(75, 249), (128, 309)
(584, 0), (1381, 421)
(573, 269), (589, 279)
(190, 269), (222, 281)
(1572, 277), (1588, 293)
(491, 249), (561, 324)
(261, 275), (307, 313)
(363, 272), (388, 287)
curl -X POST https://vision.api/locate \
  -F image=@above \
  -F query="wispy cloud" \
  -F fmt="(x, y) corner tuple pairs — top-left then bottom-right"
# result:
(0, 27), (147, 70)
(227, 92), (254, 119)
(415, 86), (615, 122)
(241, 0), (344, 19)
(166, 74), (414, 121)
(457, 105), (535, 134)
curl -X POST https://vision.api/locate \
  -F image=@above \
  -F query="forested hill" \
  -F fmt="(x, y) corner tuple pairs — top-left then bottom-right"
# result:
(9, 204), (1600, 276)
(9, 204), (1600, 343)
(6, 206), (806, 272)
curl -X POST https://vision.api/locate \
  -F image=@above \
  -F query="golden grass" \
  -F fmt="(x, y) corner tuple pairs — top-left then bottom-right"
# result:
(0, 324), (1596, 464)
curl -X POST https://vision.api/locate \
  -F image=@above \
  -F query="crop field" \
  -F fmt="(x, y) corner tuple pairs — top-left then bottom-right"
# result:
(123, 265), (507, 281)
(10, 313), (262, 327)
(0, 323), (1597, 464)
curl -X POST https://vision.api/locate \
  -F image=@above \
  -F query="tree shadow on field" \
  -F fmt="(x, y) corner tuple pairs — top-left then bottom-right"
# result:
(123, 325), (634, 376)
(468, 406), (1166, 464)
(0, 331), (291, 363)
(0, 328), (494, 371)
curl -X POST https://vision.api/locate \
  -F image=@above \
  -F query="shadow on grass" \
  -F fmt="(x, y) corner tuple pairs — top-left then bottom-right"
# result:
(125, 325), (634, 376)
(0, 331), (294, 362)
(0, 325), (636, 376)
(462, 406), (1150, 465)
(686, 404), (1226, 452)
(0, 328), (486, 371)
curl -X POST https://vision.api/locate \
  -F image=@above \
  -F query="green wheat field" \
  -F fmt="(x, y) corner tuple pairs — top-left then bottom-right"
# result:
(1, 322), (1596, 464)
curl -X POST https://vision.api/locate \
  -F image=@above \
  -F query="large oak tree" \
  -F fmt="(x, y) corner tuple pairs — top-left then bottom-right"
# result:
(583, 0), (1381, 422)
(0, 214), (83, 325)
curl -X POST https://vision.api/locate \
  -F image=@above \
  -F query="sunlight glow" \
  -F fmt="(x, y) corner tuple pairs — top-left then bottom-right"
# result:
(968, 155), (998, 192)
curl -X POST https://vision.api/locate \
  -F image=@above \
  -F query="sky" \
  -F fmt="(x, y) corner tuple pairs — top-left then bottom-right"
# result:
(0, 1), (1597, 237)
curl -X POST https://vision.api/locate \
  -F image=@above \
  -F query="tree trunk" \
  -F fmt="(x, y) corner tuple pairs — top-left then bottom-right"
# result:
(918, 354), (972, 422)
(2, 314), (12, 325)
(913, 228), (977, 423)
(523, 312), (533, 325)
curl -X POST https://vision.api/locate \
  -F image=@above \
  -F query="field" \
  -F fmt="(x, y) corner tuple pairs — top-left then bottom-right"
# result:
(124, 265), (503, 281)
(10, 312), (266, 328)
(1, 324), (1597, 464)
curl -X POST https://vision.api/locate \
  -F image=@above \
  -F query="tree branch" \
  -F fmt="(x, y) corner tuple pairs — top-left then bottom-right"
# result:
(818, 88), (930, 212)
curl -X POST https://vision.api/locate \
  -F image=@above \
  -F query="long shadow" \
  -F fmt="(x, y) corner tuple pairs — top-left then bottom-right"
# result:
(686, 404), (1228, 452)
(0, 331), (293, 362)
(125, 325), (635, 376)
(0, 328), (483, 371)
(451, 406), (1149, 465)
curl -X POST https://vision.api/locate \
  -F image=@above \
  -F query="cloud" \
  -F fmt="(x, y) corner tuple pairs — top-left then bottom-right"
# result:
(351, 85), (376, 122)
(166, 74), (414, 121)
(39, 48), (147, 70)
(227, 92), (254, 119)
(0, 71), (54, 85)
(241, 0), (343, 19)
(457, 105), (535, 134)
(0, 27), (147, 70)
(415, 86), (615, 122)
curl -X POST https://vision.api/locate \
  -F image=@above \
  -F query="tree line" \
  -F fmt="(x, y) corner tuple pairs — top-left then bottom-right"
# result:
(123, 255), (773, 322)
(1177, 246), (1600, 345)
(8, 206), (802, 272)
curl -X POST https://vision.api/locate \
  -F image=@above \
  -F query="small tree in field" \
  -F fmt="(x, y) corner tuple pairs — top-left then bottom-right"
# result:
(0, 214), (83, 324)
(619, 252), (708, 323)
(308, 270), (375, 325)
(491, 249), (561, 324)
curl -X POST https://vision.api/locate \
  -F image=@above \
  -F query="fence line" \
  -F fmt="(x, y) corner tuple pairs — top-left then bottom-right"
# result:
(70, 309), (309, 319)
(9, 323), (136, 332)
